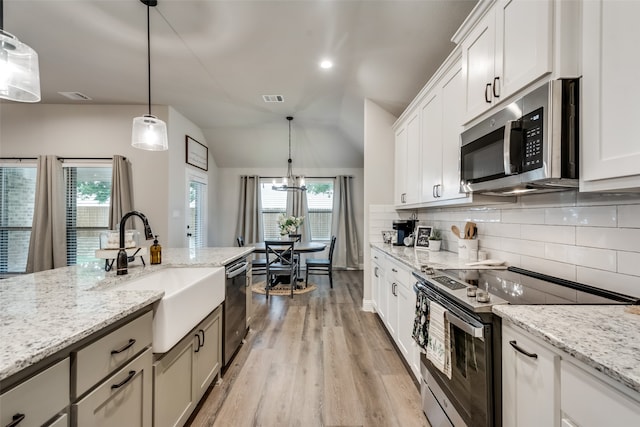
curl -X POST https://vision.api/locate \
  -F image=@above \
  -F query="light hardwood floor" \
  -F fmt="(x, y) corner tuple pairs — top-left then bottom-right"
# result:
(186, 270), (430, 427)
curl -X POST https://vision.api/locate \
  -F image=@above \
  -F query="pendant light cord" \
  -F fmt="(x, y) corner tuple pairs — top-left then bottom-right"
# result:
(146, 2), (152, 116)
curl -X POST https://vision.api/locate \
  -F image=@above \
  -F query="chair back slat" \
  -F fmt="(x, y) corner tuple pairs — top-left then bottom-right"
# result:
(328, 235), (337, 262)
(237, 236), (245, 247)
(264, 240), (296, 266)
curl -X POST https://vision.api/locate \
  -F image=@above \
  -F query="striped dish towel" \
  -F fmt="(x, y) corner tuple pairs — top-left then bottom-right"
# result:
(426, 300), (452, 379)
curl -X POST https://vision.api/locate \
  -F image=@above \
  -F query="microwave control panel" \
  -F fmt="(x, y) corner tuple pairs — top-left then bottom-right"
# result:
(522, 107), (544, 172)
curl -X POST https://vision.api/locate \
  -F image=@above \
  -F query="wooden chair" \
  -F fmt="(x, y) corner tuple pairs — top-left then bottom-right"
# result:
(288, 233), (302, 277)
(264, 240), (298, 299)
(305, 236), (336, 288)
(237, 236), (266, 277)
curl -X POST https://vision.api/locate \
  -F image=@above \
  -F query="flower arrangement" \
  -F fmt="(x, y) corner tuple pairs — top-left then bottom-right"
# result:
(277, 214), (304, 236)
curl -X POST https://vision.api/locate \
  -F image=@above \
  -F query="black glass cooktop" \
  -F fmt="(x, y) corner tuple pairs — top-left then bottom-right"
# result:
(439, 266), (639, 305)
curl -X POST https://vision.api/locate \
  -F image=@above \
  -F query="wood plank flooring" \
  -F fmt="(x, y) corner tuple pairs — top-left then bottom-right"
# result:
(186, 270), (430, 427)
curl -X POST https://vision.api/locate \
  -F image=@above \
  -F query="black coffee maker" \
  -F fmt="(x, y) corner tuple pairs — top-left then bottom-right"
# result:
(392, 219), (418, 246)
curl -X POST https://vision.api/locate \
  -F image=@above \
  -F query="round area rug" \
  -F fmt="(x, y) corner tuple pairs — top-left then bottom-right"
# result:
(251, 281), (317, 296)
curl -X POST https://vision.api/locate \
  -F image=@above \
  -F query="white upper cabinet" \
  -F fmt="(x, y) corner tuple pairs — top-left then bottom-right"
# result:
(394, 126), (407, 206)
(460, 0), (553, 123)
(580, 0), (640, 191)
(420, 91), (443, 203)
(394, 110), (421, 207)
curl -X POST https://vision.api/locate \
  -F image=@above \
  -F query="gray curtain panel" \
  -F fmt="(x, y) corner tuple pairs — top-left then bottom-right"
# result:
(331, 175), (360, 269)
(109, 155), (134, 230)
(26, 155), (67, 273)
(235, 176), (263, 244)
(286, 176), (310, 241)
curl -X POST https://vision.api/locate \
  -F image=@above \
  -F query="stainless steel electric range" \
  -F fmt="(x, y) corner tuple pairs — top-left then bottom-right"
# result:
(412, 266), (639, 427)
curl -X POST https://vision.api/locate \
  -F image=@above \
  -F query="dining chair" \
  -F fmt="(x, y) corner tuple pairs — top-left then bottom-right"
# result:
(288, 233), (302, 277)
(237, 235), (266, 277)
(264, 240), (298, 299)
(305, 236), (336, 288)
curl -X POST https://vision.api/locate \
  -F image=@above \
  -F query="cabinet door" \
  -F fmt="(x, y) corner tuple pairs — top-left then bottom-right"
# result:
(502, 324), (560, 427)
(440, 62), (466, 201)
(246, 270), (253, 325)
(462, 11), (495, 121)
(581, 0), (640, 191)
(374, 260), (387, 322)
(394, 127), (408, 205)
(405, 112), (421, 204)
(193, 308), (222, 400)
(385, 277), (398, 338)
(74, 349), (152, 427)
(495, 0), (552, 99)
(153, 341), (195, 427)
(395, 280), (414, 361)
(420, 91), (443, 203)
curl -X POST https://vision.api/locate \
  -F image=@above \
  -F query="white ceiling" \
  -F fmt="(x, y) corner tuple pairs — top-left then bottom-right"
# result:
(2, 0), (476, 168)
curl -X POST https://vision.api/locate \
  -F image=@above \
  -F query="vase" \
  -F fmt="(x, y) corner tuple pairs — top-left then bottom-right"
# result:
(429, 240), (441, 251)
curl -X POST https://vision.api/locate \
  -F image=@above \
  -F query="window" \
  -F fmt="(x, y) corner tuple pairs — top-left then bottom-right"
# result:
(306, 180), (334, 241)
(64, 165), (112, 265)
(188, 172), (207, 249)
(0, 165), (37, 273)
(260, 180), (287, 240)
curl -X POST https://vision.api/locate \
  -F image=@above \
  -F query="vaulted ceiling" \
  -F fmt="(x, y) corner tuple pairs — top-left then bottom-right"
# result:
(2, 0), (476, 168)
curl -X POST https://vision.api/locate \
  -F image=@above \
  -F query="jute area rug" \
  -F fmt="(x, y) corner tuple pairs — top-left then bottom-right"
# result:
(251, 281), (317, 296)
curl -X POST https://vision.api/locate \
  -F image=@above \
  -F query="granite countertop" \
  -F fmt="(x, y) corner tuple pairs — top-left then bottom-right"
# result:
(0, 246), (253, 382)
(493, 305), (640, 395)
(370, 242), (507, 271)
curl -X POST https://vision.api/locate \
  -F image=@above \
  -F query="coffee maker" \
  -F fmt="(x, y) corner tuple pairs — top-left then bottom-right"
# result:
(392, 219), (418, 246)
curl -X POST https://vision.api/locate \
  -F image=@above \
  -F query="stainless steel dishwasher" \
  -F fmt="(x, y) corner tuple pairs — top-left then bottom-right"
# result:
(223, 257), (248, 367)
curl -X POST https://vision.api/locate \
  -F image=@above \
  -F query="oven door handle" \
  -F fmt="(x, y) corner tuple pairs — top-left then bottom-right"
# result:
(227, 261), (248, 278)
(445, 311), (484, 340)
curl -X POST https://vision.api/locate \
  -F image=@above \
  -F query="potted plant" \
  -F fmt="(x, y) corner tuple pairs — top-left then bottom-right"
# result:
(428, 228), (442, 251)
(277, 214), (304, 236)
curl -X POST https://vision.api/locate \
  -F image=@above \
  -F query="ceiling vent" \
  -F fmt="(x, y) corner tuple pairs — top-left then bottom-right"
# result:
(262, 95), (284, 103)
(58, 91), (92, 101)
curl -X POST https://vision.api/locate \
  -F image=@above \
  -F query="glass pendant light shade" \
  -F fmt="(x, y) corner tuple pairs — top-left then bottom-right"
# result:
(0, 29), (41, 102)
(132, 114), (168, 151)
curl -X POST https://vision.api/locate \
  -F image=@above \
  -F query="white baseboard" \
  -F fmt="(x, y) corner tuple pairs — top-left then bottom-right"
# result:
(361, 299), (376, 312)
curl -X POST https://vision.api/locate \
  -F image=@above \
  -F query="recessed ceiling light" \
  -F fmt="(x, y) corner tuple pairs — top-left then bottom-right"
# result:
(320, 60), (333, 69)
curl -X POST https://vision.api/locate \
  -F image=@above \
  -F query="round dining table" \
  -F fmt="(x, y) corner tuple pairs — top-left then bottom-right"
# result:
(252, 240), (327, 253)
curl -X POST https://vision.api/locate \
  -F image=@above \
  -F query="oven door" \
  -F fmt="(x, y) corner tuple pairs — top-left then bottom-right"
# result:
(422, 298), (493, 427)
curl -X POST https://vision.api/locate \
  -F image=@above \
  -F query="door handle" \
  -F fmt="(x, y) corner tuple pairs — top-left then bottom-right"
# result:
(194, 332), (202, 352)
(110, 338), (136, 355)
(503, 119), (519, 175)
(485, 83), (492, 103)
(111, 370), (136, 389)
(493, 76), (500, 98)
(509, 340), (538, 359)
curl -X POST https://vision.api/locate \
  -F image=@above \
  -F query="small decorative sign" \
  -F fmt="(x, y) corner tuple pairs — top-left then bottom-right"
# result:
(414, 226), (433, 250)
(186, 136), (208, 171)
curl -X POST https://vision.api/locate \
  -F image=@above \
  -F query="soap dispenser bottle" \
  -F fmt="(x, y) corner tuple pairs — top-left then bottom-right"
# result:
(150, 235), (162, 265)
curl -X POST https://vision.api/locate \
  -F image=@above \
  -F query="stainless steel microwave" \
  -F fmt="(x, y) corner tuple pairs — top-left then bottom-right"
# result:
(460, 79), (579, 196)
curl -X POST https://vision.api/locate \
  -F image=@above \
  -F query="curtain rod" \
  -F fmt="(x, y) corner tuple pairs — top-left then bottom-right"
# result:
(260, 175), (353, 179)
(0, 156), (122, 161)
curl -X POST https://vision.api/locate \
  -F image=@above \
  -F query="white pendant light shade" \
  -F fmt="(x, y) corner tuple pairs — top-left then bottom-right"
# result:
(132, 114), (168, 151)
(0, 29), (41, 102)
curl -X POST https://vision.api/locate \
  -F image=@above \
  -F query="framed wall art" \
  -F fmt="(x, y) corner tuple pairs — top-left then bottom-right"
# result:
(414, 226), (433, 250)
(186, 135), (208, 171)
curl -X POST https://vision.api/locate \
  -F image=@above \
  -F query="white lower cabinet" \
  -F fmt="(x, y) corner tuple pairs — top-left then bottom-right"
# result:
(502, 322), (560, 427)
(0, 358), (69, 427)
(153, 306), (222, 427)
(502, 321), (640, 427)
(73, 348), (153, 427)
(561, 360), (640, 427)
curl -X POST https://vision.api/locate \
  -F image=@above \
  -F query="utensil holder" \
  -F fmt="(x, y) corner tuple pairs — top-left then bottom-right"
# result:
(458, 238), (478, 259)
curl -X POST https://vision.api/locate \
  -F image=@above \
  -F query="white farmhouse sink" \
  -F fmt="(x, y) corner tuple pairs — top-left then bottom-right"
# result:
(117, 267), (225, 353)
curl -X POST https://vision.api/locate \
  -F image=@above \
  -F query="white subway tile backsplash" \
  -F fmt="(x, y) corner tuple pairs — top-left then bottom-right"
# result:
(481, 222), (521, 238)
(577, 227), (640, 252)
(502, 208), (545, 224)
(502, 238), (545, 258)
(544, 243), (616, 272)
(519, 191), (577, 208)
(618, 204), (640, 228)
(520, 224), (575, 244)
(521, 256), (577, 281)
(618, 251), (640, 277)
(577, 267), (640, 298)
(544, 206), (616, 227)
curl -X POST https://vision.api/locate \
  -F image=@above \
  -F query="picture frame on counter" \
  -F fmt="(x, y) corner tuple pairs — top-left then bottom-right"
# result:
(414, 226), (432, 250)
(186, 135), (208, 171)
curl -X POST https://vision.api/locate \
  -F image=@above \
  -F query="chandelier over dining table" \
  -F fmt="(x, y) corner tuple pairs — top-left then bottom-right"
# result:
(273, 116), (306, 192)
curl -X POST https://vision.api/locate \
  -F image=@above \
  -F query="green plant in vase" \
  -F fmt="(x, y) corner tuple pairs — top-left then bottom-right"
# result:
(428, 228), (442, 251)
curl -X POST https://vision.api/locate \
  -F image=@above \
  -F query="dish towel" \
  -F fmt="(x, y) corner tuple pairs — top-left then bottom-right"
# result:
(426, 301), (452, 379)
(412, 290), (430, 352)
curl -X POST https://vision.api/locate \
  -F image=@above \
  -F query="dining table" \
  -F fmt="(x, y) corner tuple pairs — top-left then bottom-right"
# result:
(251, 240), (327, 286)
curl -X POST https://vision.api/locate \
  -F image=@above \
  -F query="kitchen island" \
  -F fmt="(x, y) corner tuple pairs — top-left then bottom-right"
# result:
(0, 247), (253, 385)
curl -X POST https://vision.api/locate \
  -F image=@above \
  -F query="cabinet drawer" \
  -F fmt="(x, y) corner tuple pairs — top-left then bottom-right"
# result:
(561, 360), (640, 426)
(74, 311), (152, 397)
(387, 259), (414, 286)
(0, 358), (69, 427)
(73, 348), (152, 427)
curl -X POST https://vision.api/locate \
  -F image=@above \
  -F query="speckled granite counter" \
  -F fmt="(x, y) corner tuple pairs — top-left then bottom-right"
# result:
(370, 242), (507, 271)
(0, 247), (253, 383)
(493, 305), (640, 395)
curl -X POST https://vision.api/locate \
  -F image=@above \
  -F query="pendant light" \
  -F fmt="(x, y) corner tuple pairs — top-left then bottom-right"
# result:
(273, 116), (306, 192)
(0, 0), (41, 102)
(131, 0), (168, 151)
